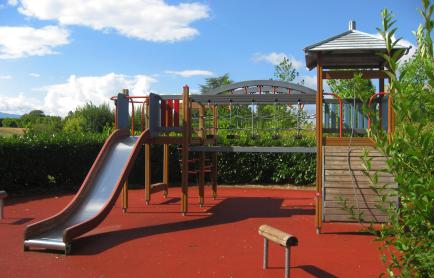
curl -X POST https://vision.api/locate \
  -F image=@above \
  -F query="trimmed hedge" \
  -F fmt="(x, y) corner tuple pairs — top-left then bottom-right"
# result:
(0, 133), (105, 195)
(0, 133), (315, 196)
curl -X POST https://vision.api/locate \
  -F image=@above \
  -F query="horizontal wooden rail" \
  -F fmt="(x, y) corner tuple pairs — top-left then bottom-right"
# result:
(259, 225), (298, 278)
(259, 225), (298, 247)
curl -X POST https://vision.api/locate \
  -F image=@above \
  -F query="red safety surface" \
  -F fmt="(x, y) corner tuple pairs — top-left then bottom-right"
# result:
(0, 187), (385, 277)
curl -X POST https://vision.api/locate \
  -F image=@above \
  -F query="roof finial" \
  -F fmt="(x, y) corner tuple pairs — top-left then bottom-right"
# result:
(349, 20), (356, 31)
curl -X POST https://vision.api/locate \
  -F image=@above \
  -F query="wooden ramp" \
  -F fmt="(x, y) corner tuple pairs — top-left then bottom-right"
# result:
(323, 146), (398, 223)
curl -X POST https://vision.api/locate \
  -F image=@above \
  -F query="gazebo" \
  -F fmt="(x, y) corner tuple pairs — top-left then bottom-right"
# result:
(304, 20), (410, 233)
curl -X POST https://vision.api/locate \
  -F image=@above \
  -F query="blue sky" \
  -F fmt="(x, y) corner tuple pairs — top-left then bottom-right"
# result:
(0, 0), (422, 116)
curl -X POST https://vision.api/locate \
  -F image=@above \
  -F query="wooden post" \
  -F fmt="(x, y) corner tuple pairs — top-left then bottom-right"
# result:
(181, 85), (190, 215)
(0, 191), (7, 219)
(198, 104), (205, 207)
(163, 144), (169, 198)
(122, 180), (128, 213)
(211, 105), (218, 199)
(379, 66), (385, 128)
(315, 54), (323, 234)
(145, 143), (151, 205)
(120, 89), (130, 212)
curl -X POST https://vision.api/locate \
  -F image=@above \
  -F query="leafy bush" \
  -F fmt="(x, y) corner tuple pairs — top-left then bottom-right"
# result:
(63, 103), (114, 133)
(369, 6), (434, 276)
(0, 133), (106, 195)
(344, 3), (434, 276)
(2, 118), (20, 128)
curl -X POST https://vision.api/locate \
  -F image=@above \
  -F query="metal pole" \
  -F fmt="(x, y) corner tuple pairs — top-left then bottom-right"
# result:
(263, 238), (268, 269)
(285, 247), (291, 278)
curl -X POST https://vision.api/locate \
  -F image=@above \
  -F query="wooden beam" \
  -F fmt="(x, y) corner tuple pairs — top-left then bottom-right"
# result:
(144, 143), (151, 205)
(211, 105), (218, 199)
(181, 85), (190, 215)
(150, 182), (168, 194)
(163, 144), (169, 198)
(323, 137), (375, 146)
(322, 70), (388, 80)
(122, 181), (128, 213)
(198, 104), (205, 207)
(315, 53), (323, 234)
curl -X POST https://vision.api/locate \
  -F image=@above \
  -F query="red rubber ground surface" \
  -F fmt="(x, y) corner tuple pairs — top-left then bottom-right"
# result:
(0, 187), (384, 277)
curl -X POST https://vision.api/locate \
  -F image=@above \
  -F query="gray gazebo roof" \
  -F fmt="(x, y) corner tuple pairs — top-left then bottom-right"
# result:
(304, 21), (410, 70)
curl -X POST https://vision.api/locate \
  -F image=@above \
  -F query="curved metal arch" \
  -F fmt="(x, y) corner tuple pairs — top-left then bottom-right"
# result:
(203, 80), (317, 95)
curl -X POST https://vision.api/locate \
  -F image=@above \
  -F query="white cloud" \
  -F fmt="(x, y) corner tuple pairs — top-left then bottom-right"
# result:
(42, 73), (156, 116)
(0, 74), (12, 80)
(165, 69), (214, 77)
(0, 25), (69, 59)
(0, 93), (41, 115)
(13, 0), (209, 42)
(7, 0), (18, 6)
(29, 73), (40, 78)
(372, 33), (416, 64)
(300, 75), (316, 89)
(397, 39), (416, 64)
(252, 52), (303, 69)
(0, 73), (156, 116)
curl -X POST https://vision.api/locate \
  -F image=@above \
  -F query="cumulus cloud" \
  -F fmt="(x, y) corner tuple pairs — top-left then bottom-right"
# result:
(0, 74), (12, 80)
(165, 69), (214, 77)
(0, 25), (69, 59)
(42, 73), (156, 116)
(0, 73), (156, 116)
(371, 33), (416, 64)
(252, 52), (303, 69)
(12, 0), (209, 42)
(0, 93), (41, 115)
(300, 75), (317, 89)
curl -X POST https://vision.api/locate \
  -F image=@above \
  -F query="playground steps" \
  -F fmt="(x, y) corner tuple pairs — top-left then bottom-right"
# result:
(323, 146), (398, 223)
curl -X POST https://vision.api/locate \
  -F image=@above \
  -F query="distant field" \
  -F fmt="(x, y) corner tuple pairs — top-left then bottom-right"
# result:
(0, 127), (27, 137)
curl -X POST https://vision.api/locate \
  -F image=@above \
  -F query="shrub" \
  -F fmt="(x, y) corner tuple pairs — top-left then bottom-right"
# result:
(0, 133), (106, 195)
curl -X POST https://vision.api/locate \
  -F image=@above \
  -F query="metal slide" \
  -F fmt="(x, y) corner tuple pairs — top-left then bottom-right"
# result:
(24, 129), (150, 254)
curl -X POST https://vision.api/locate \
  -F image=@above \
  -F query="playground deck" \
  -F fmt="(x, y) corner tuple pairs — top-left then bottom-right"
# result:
(1, 187), (384, 277)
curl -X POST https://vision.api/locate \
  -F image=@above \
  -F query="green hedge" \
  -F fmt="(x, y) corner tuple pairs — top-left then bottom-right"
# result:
(0, 132), (315, 195)
(0, 133), (106, 195)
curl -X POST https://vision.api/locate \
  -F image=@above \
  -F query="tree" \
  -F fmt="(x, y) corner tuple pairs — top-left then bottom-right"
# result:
(1, 118), (19, 128)
(63, 103), (114, 134)
(327, 73), (376, 101)
(273, 57), (298, 82)
(200, 73), (232, 94)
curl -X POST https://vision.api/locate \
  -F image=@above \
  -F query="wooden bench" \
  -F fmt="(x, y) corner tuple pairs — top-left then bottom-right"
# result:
(0, 191), (7, 219)
(258, 225), (298, 278)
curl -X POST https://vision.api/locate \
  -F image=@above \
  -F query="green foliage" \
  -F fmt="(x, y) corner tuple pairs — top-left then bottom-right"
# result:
(273, 57), (299, 82)
(200, 73), (232, 94)
(63, 103), (114, 133)
(0, 133), (106, 195)
(1, 118), (19, 127)
(415, 0), (434, 58)
(216, 129), (316, 184)
(356, 4), (434, 276)
(327, 73), (376, 101)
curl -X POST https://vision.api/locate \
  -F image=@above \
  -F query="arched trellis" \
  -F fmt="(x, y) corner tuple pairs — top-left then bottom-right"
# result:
(203, 80), (316, 95)
(192, 80), (317, 105)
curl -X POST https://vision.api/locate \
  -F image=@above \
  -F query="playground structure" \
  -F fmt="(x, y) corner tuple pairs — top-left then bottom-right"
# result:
(23, 21), (408, 254)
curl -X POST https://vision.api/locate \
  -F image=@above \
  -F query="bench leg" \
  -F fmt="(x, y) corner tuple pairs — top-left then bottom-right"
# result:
(263, 238), (268, 269)
(285, 247), (291, 278)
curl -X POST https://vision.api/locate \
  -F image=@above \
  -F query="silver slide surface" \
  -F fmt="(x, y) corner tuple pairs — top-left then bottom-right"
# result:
(24, 131), (145, 253)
